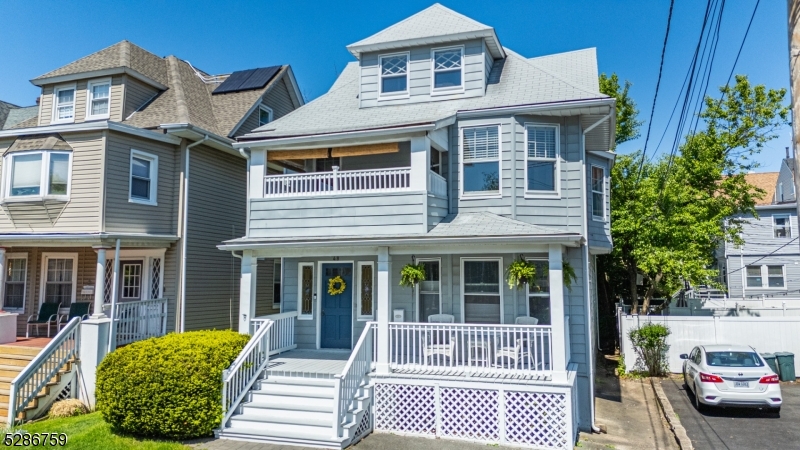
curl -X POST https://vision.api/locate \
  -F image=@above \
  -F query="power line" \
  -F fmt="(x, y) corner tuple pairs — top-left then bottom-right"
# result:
(727, 237), (800, 275)
(721, 0), (761, 95)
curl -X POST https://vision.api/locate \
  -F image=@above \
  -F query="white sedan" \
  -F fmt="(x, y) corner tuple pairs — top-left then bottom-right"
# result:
(681, 344), (782, 415)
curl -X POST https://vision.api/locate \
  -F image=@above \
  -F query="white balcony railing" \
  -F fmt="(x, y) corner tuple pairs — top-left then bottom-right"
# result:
(264, 167), (411, 197)
(428, 170), (447, 197)
(114, 298), (168, 346)
(388, 322), (553, 376)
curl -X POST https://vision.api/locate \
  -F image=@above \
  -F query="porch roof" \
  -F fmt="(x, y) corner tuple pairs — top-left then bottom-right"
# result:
(219, 212), (582, 252)
(0, 232), (178, 248)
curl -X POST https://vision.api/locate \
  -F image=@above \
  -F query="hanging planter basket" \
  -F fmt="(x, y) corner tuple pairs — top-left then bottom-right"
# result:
(399, 263), (426, 288)
(506, 258), (536, 289)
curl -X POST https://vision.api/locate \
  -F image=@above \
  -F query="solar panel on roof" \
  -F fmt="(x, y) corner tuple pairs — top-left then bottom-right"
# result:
(213, 66), (281, 94)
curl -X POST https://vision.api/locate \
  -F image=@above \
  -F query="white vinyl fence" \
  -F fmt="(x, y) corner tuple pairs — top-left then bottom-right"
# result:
(619, 313), (800, 375)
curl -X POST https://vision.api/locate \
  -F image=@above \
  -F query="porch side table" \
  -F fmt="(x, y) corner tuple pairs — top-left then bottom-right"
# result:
(0, 313), (18, 344)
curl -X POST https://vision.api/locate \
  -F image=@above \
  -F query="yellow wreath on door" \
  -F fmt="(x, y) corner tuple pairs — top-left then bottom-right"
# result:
(327, 275), (346, 295)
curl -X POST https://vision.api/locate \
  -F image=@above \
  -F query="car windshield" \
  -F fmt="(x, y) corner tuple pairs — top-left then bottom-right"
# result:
(706, 351), (763, 367)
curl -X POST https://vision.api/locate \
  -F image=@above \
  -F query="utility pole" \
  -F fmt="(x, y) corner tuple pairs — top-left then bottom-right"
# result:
(789, 0), (800, 243)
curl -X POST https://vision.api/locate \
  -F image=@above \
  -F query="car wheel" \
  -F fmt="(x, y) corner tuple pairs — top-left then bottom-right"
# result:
(693, 385), (705, 413)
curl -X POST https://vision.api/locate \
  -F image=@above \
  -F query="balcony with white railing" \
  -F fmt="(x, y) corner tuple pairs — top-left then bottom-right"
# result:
(264, 166), (413, 198)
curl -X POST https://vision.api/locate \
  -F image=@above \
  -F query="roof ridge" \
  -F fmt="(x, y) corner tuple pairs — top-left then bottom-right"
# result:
(505, 48), (601, 97)
(166, 56), (190, 123)
(528, 47), (597, 61)
(32, 40), (127, 80)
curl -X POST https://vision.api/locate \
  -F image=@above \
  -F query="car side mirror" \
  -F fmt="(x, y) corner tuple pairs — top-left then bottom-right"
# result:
(679, 354), (689, 360)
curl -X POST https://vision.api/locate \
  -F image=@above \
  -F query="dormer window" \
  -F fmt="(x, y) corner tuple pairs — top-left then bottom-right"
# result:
(258, 105), (273, 126)
(432, 47), (463, 92)
(52, 85), (76, 124)
(86, 79), (111, 120)
(379, 53), (408, 97)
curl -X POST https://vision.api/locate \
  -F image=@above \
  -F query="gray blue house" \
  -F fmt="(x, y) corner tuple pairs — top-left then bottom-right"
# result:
(218, 4), (615, 448)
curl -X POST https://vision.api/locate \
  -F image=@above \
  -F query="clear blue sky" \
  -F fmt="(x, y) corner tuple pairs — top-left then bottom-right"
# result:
(0, 1), (790, 171)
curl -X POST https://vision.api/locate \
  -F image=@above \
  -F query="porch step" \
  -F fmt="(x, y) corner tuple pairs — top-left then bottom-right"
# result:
(220, 426), (346, 448)
(0, 364), (26, 378)
(252, 382), (335, 399)
(0, 354), (36, 367)
(0, 346), (42, 357)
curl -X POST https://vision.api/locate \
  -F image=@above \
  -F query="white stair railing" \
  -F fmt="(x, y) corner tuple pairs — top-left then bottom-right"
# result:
(333, 322), (375, 438)
(264, 167), (411, 197)
(7, 317), (80, 425)
(251, 311), (298, 355)
(221, 320), (273, 428)
(114, 298), (168, 346)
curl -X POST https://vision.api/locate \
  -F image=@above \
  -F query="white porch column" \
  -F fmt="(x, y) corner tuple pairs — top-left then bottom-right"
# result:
(410, 135), (430, 191)
(91, 247), (109, 319)
(549, 244), (567, 381)
(238, 251), (257, 334)
(0, 247), (6, 306)
(376, 247), (391, 374)
(250, 148), (266, 199)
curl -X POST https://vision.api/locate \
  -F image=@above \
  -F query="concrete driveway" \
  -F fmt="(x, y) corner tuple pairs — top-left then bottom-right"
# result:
(660, 376), (800, 450)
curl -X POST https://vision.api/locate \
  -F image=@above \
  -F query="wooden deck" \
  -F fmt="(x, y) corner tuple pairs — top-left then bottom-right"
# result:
(3, 337), (52, 348)
(266, 349), (350, 379)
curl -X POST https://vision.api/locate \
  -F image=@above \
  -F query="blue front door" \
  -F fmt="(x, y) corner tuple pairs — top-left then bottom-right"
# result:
(321, 263), (353, 349)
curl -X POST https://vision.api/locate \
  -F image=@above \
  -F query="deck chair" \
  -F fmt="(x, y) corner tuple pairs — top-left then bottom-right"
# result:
(424, 314), (457, 365)
(27, 302), (61, 338)
(515, 316), (540, 369)
(58, 302), (91, 331)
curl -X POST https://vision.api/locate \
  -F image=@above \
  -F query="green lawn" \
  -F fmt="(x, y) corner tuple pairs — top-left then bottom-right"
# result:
(11, 412), (189, 449)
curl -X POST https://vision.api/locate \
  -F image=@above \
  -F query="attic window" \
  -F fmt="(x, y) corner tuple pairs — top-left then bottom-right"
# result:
(52, 86), (76, 124)
(86, 79), (111, 120)
(432, 47), (463, 91)
(379, 53), (408, 96)
(258, 105), (273, 127)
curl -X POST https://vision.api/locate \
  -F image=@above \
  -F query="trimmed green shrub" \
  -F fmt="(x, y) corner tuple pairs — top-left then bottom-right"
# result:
(628, 323), (671, 377)
(96, 330), (249, 439)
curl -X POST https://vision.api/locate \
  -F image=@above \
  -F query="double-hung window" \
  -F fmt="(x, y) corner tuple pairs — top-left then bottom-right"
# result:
(417, 259), (441, 322)
(746, 265), (786, 289)
(591, 166), (606, 220)
(258, 105), (273, 127)
(357, 261), (374, 320)
(379, 53), (408, 96)
(53, 85), (76, 123)
(527, 259), (551, 325)
(526, 124), (559, 194)
(462, 126), (500, 195)
(432, 47), (463, 91)
(86, 79), (111, 120)
(3, 254), (27, 311)
(42, 254), (77, 306)
(462, 259), (502, 323)
(129, 150), (158, 205)
(4, 151), (71, 199)
(773, 215), (791, 238)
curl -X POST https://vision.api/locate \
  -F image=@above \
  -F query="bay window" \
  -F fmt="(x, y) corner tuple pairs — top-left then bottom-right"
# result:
(462, 259), (502, 323)
(462, 126), (500, 195)
(525, 124), (559, 195)
(86, 79), (111, 120)
(4, 151), (71, 199)
(53, 85), (76, 123)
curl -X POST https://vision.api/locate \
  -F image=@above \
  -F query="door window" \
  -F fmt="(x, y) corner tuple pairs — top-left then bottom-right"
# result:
(120, 262), (143, 300)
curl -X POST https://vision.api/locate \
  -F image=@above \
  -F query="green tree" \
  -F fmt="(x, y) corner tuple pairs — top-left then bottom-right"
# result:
(599, 73), (644, 145)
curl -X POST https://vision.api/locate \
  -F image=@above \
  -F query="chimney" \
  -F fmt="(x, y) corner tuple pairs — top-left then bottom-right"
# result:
(787, 146), (790, 159)
(35, 96), (40, 105)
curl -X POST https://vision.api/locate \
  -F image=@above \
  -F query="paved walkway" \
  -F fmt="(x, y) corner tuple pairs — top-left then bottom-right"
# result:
(661, 375), (800, 450)
(577, 371), (678, 450)
(192, 433), (530, 450)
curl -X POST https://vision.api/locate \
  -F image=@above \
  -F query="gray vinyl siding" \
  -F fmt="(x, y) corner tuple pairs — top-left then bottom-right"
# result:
(263, 77), (296, 120)
(234, 107), (262, 139)
(777, 160), (795, 203)
(724, 254), (800, 299)
(483, 41), (493, 87)
(183, 145), (247, 331)
(163, 243), (179, 333)
(586, 155), (612, 251)
(123, 76), (160, 120)
(255, 258), (280, 317)
(248, 191), (427, 238)
(39, 76), (124, 126)
(340, 142), (410, 171)
(359, 39), (486, 108)
(724, 209), (798, 256)
(427, 194), (448, 230)
(0, 131), (103, 232)
(103, 131), (178, 234)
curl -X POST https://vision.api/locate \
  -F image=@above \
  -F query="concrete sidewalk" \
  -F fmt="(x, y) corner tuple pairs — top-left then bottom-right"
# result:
(577, 370), (679, 450)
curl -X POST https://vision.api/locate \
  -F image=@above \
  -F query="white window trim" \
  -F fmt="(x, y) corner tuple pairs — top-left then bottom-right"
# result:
(3, 252), (28, 313)
(356, 261), (375, 321)
(524, 123), (561, 199)
(459, 124), (503, 200)
(2, 150), (73, 202)
(128, 149), (158, 206)
(415, 257), (442, 322)
(297, 262), (314, 320)
(459, 257), (504, 324)
(258, 105), (273, 127)
(39, 252), (78, 309)
(378, 52), (410, 100)
(778, 182), (784, 203)
(772, 214), (792, 239)
(104, 249), (166, 302)
(85, 78), (112, 121)
(525, 257), (549, 318)
(591, 165), (606, 222)
(51, 84), (77, 124)
(745, 264), (787, 290)
(430, 45), (465, 95)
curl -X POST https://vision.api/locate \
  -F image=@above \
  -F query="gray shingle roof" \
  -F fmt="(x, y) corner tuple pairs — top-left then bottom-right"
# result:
(245, 48), (604, 139)
(428, 212), (574, 237)
(3, 106), (39, 130)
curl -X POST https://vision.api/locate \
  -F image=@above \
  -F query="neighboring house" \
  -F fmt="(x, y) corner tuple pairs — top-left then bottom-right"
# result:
(0, 40), (303, 338)
(218, 4), (615, 449)
(0, 100), (38, 130)
(718, 155), (800, 299)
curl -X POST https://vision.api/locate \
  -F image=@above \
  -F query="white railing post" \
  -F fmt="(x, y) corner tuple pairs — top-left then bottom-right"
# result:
(221, 320), (274, 428)
(376, 248), (391, 374)
(549, 245), (567, 381)
(332, 166), (340, 192)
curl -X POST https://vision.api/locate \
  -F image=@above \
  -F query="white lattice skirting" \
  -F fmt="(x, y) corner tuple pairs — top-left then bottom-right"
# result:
(373, 370), (579, 450)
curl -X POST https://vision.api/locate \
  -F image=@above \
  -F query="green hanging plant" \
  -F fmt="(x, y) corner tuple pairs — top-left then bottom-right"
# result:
(563, 260), (577, 291)
(506, 257), (537, 289)
(399, 263), (426, 288)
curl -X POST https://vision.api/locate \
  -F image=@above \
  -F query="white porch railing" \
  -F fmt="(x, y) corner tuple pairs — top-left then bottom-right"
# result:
(221, 319), (273, 428)
(251, 311), (298, 355)
(428, 170), (447, 197)
(264, 167), (411, 197)
(7, 317), (80, 425)
(114, 298), (168, 346)
(333, 322), (375, 438)
(388, 322), (553, 375)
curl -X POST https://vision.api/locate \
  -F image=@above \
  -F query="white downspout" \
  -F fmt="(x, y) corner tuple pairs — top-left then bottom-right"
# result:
(179, 135), (210, 332)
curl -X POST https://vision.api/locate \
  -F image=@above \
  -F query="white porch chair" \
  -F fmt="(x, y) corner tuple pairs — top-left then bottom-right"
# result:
(515, 316), (542, 369)
(424, 314), (457, 366)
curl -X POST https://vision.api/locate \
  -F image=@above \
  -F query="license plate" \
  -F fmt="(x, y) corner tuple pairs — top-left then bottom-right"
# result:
(734, 381), (749, 388)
